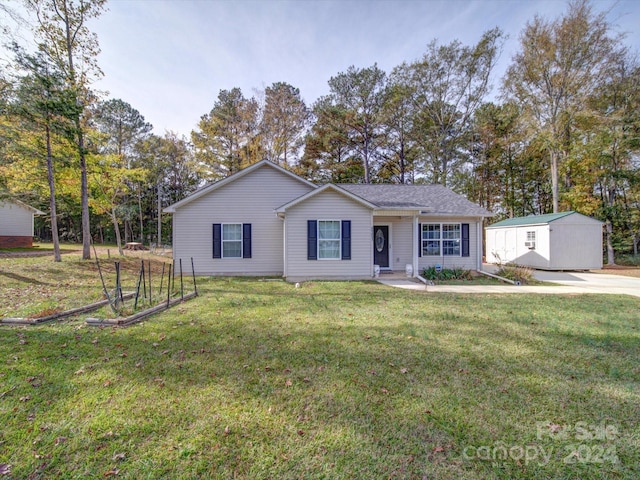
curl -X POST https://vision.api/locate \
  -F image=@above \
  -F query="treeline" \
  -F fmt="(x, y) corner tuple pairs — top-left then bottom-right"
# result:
(1, 0), (638, 262)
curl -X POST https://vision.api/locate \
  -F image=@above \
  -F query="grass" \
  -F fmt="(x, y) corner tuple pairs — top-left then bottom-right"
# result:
(0, 249), (171, 319)
(0, 256), (639, 478)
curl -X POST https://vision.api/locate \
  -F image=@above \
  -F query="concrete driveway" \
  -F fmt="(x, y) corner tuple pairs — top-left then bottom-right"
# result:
(377, 268), (640, 298)
(530, 270), (640, 297)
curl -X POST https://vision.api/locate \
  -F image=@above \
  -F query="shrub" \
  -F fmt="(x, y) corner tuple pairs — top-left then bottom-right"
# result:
(495, 263), (534, 284)
(616, 254), (640, 266)
(421, 266), (472, 281)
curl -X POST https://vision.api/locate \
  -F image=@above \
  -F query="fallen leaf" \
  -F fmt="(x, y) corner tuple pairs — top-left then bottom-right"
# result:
(75, 368), (85, 375)
(20, 395), (31, 402)
(112, 453), (126, 461)
(380, 387), (389, 394)
(433, 446), (445, 453)
(104, 468), (119, 476)
(400, 368), (408, 374)
(297, 429), (305, 436)
(0, 464), (11, 475)
(548, 423), (562, 433)
(103, 380), (112, 387)
(285, 379), (293, 387)
(224, 426), (230, 436)
(55, 436), (67, 445)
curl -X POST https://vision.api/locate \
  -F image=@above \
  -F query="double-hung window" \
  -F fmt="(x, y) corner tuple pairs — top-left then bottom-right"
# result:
(422, 223), (461, 256)
(307, 220), (351, 261)
(222, 224), (242, 258)
(318, 220), (341, 259)
(213, 223), (252, 259)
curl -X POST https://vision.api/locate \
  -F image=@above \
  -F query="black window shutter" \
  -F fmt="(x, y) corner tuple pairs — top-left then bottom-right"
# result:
(418, 223), (422, 257)
(341, 220), (351, 260)
(307, 220), (317, 260)
(242, 223), (252, 258)
(462, 223), (470, 257)
(213, 223), (221, 259)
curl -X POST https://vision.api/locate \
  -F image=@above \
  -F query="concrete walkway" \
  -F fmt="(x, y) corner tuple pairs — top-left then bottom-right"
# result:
(377, 269), (640, 298)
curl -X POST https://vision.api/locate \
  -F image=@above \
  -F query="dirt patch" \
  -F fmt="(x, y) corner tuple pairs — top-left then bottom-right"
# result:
(0, 249), (79, 258)
(592, 265), (640, 278)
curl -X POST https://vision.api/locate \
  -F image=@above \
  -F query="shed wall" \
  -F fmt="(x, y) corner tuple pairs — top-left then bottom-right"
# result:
(0, 202), (34, 236)
(549, 221), (603, 269)
(486, 214), (603, 270)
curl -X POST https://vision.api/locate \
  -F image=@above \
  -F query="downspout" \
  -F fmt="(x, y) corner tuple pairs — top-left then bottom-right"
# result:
(277, 212), (286, 279)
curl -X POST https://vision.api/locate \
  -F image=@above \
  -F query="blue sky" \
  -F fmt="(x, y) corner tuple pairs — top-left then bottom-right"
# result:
(19, 0), (640, 137)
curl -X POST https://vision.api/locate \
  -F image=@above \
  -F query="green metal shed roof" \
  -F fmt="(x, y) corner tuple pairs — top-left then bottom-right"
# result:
(486, 211), (576, 228)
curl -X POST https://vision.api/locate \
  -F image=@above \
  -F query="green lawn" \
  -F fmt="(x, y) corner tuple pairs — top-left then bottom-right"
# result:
(1, 259), (639, 478)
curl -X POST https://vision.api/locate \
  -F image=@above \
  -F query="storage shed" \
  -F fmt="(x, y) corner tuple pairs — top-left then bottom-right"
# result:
(0, 200), (45, 248)
(485, 211), (603, 270)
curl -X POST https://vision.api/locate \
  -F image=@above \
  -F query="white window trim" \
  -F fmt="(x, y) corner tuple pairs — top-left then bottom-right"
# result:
(422, 222), (462, 257)
(222, 223), (242, 259)
(318, 219), (341, 261)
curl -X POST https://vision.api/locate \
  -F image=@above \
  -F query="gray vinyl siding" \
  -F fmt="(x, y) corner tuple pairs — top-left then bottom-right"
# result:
(0, 202), (34, 236)
(418, 216), (480, 272)
(172, 164), (313, 276)
(284, 190), (372, 281)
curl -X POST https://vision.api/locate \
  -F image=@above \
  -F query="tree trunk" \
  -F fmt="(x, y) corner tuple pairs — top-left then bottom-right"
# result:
(138, 187), (144, 243)
(111, 207), (124, 256)
(550, 149), (559, 213)
(79, 127), (91, 259)
(45, 125), (61, 262)
(605, 220), (615, 265)
(60, 0), (91, 259)
(157, 182), (162, 246)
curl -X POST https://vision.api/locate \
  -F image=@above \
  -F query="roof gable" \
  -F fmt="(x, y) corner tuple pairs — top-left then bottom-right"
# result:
(164, 160), (316, 213)
(0, 200), (45, 215)
(276, 184), (377, 213)
(486, 211), (601, 228)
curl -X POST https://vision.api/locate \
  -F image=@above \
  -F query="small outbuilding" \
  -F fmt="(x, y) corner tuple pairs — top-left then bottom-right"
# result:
(485, 211), (603, 270)
(0, 200), (45, 248)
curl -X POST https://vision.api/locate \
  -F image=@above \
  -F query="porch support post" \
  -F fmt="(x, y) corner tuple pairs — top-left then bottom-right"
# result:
(477, 217), (484, 271)
(413, 214), (419, 278)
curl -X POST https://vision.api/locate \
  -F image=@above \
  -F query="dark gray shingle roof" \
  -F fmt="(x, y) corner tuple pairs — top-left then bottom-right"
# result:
(339, 184), (492, 216)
